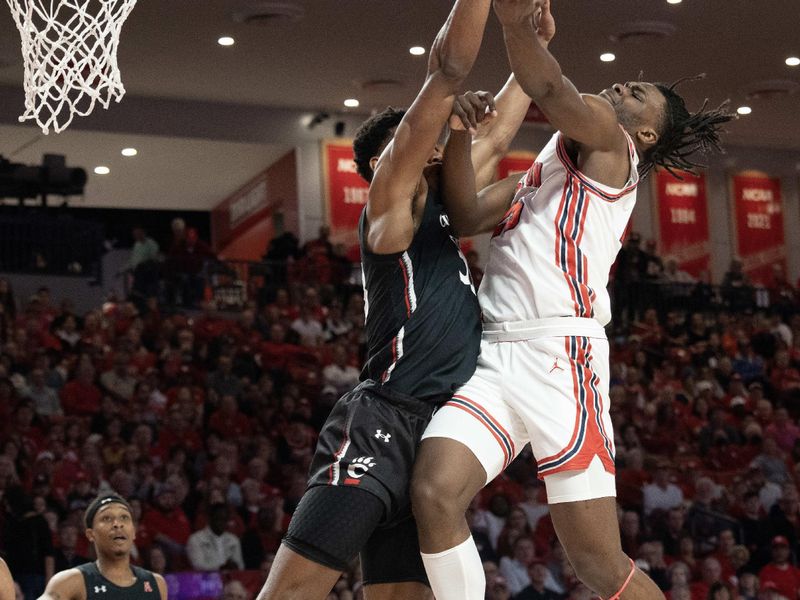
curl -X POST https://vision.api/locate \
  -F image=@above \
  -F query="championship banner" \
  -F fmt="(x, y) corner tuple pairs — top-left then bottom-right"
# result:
(730, 172), (786, 285)
(497, 152), (536, 181)
(654, 169), (710, 277)
(322, 140), (369, 246)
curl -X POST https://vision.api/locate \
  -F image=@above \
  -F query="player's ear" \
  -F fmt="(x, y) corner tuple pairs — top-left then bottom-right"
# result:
(636, 126), (659, 150)
(85, 528), (95, 544)
(369, 156), (379, 174)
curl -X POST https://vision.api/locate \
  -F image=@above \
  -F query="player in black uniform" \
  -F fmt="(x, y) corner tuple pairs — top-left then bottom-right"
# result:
(255, 1), (502, 599)
(39, 495), (167, 600)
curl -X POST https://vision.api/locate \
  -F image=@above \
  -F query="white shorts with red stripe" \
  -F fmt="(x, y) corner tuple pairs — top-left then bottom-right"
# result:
(421, 317), (617, 504)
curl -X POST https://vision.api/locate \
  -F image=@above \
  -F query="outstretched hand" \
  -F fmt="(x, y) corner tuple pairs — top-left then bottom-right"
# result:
(493, 0), (538, 27)
(449, 91), (497, 135)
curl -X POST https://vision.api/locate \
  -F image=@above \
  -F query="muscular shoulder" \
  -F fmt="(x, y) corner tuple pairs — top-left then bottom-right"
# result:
(42, 569), (86, 600)
(0, 558), (14, 600)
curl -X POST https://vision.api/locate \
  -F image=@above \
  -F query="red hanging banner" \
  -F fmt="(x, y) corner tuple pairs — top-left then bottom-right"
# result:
(322, 140), (369, 246)
(497, 151), (537, 181)
(654, 169), (711, 277)
(730, 172), (786, 285)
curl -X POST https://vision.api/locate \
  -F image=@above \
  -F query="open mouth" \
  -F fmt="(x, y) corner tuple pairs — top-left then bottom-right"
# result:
(112, 535), (127, 542)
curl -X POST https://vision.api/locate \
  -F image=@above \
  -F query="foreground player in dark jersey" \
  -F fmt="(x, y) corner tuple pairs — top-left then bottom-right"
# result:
(255, 1), (513, 598)
(39, 495), (166, 600)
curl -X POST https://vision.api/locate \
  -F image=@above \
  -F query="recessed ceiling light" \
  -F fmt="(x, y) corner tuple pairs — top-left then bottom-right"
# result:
(409, 46), (426, 56)
(666, 0), (682, 4)
(94, 166), (110, 175)
(121, 148), (137, 157)
(344, 98), (360, 108)
(737, 106), (752, 115)
(217, 36), (235, 46)
(600, 53), (616, 62)
(786, 56), (800, 67)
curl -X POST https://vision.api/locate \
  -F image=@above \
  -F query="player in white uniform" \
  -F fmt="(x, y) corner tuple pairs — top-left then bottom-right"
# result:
(411, 1), (733, 599)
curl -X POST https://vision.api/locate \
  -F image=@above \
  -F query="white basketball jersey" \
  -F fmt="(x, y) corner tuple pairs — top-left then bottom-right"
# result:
(479, 130), (639, 328)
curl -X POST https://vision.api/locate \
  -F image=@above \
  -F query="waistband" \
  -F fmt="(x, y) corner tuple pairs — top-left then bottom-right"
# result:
(356, 380), (442, 418)
(482, 317), (607, 342)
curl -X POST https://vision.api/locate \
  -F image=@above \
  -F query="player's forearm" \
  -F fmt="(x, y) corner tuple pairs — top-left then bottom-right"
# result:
(442, 130), (481, 236)
(429, 0), (492, 85)
(502, 22), (564, 102)
(472, 75), (531, 189)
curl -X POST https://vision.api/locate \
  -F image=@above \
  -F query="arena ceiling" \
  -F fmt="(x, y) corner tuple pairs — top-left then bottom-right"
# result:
(0, 0), (798, 208)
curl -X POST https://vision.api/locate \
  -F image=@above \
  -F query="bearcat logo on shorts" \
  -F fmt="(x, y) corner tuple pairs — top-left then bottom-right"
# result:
(344, 456), (376, 485)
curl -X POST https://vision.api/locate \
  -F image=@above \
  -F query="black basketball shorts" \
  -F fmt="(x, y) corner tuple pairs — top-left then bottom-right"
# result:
(283, 379), (441, 585)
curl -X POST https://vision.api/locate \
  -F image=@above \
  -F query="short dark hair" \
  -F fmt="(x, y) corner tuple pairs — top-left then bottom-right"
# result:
(352, 108), (406, 182)
(640, 75), (734, 179)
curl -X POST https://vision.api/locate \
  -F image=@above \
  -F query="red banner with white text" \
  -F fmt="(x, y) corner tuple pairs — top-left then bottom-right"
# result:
(731, 173), (785, 285)
(654, 169), (710, 277)
(322, 140), (369, 247)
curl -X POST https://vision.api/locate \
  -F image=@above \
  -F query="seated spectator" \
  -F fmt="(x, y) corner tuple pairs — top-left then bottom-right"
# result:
(690, 557), (723, 600)
(207, 355), (243, 399)
(53, 523), (89, 572)
(290, 306), (324, 347)
(515, 560), (561, 600)
(758, 536), (800, 600)
(322, 345), (360, 397)
(186, 503), (244, 572)
(99, 350), (138, 402)
(209, 395), (252, 440)
(60, 363), (102, 416)
(140, 483), (192, 564)
(643, 461), (684, 516)
(499, 537), (537, 596)
(24, 368), (61, 418)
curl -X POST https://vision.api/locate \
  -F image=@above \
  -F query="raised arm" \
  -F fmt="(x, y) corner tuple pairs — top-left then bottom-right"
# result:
(442, 126), (520, 237)
(366, 0), (492, 254)
(494, 0), (625, 153)
(469, 2), (553, 188)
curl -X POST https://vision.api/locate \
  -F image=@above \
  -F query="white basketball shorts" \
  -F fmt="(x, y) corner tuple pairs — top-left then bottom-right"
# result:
(422, 317), (616, 504)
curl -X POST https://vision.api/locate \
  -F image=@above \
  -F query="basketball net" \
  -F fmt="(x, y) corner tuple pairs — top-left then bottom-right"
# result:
(5, 0), (137, 134)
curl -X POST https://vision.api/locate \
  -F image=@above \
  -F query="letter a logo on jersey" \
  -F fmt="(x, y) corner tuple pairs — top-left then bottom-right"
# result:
(144, 581), (153, 593)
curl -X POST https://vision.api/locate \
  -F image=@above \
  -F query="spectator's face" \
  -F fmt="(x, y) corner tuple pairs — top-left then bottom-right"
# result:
(719, 530), (735, 551)
(529, 563), (548, 585)
(157, 491), (176, 511)
(513, 538), (535, 563)
(773, 544), (791, 563)
(60, 524), (78, 548)
(508, 508), (528, 531)
(149, 547), (167, 574)
(210, 508), (229, 535)
(739, 573), (757, 593)
(671, 564), (690, 586)
(702, 558), (722, 583)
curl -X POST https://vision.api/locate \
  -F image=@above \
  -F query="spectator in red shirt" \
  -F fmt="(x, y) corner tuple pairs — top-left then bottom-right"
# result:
(209, 394), (252, 440)
(141, 483), (192, 563)
(690, 557), (723, 600)
(766, 407), (800, 454)
(759, 536), (800, 600)
(60, 363), (101, 416)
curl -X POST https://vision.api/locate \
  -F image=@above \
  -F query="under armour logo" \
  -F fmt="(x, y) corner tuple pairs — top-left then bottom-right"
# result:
(375, 430), (391, 443)
(94, 586), (107, 594)
(549, 358), (565, 374)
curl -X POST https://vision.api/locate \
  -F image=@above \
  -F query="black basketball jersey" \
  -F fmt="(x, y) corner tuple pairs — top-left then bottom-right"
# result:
(359, 188), (481, 399)
(77, 562), (160, 600)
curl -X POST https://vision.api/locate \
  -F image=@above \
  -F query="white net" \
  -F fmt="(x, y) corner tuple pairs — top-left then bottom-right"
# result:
(5, 0), (138, 134)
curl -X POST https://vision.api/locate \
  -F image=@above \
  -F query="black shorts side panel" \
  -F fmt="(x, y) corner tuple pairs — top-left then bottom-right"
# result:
(361, 514), (430, 587)
(307, 382), (434, 523)
(283, 486), (384, 572)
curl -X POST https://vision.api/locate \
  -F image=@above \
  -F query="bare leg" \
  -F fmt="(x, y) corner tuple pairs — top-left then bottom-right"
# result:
(411, 437), (487, 553)
(256, 544), (341, 600)
(549, 497), (665, 599)
(364, 583), (433, 600)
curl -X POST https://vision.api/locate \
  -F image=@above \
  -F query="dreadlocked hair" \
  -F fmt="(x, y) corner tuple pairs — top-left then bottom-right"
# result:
(352, 107), (406, 182)
(640, 74), (735, 179)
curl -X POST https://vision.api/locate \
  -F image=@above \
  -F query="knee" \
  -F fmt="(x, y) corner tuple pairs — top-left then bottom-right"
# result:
(410, 470), (470, 524)
(569, 549), (631, 596)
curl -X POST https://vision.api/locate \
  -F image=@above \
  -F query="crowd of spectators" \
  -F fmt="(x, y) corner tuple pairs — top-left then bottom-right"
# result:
(1, 230), (800, 600)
